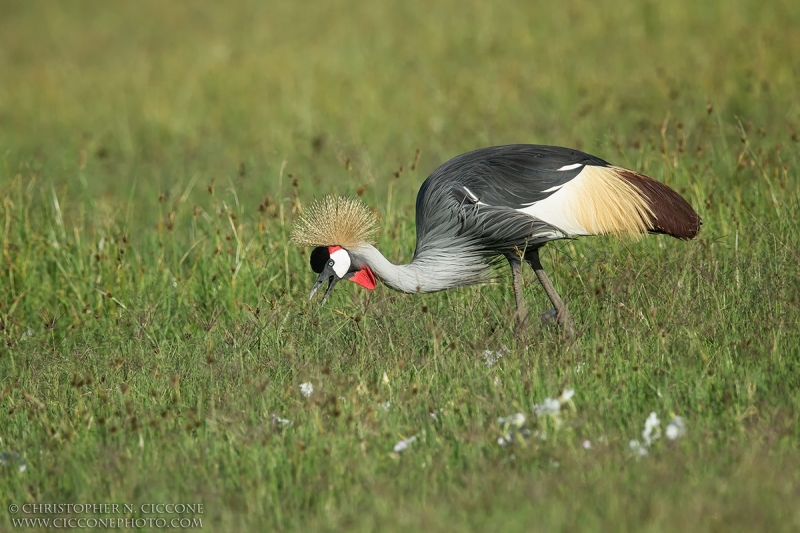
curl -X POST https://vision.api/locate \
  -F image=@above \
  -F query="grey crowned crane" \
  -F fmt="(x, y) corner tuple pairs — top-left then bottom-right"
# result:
(291, 144), (702, 337)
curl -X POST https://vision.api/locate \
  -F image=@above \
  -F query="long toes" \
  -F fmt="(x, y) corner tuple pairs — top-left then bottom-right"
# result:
(540, 308), (577, 340)
(540, 308), (558, 325)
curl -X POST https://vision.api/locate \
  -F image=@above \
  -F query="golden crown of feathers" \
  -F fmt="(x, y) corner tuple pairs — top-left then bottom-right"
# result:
(290, 196), (378, 248)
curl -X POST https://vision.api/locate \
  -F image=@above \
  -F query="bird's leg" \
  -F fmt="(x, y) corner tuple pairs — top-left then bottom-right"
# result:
(527, 248), (575, 339)
(506, 254), (528, 337)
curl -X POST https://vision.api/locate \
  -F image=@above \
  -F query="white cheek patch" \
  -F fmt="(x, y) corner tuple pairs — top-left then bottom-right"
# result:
(329, 249), (351, 278)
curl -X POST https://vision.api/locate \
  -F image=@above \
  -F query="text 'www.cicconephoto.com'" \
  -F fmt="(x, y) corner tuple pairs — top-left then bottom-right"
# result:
(7, 503), (204, 529)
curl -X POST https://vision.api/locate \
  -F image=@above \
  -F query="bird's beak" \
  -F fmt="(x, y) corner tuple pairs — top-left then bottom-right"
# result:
(309, 263), (342, 306)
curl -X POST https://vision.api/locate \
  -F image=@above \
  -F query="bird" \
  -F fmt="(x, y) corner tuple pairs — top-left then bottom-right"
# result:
(291, 144), (702, 338)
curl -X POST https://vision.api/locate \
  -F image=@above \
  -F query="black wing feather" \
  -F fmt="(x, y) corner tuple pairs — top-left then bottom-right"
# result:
(422, 144), (608, 209)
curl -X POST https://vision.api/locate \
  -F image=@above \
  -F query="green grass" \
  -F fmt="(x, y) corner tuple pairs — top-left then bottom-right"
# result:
(1, 0), (800, 531)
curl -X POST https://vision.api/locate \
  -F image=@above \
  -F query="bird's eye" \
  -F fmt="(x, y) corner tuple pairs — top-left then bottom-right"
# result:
(328, 260), (335, 267)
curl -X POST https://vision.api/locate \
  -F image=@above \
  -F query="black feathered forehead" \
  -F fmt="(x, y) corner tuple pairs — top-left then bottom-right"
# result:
(310, 247), (329, 274)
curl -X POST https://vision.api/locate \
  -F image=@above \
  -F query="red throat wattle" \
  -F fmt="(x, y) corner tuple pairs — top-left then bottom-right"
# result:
(350, 267), (377, 290)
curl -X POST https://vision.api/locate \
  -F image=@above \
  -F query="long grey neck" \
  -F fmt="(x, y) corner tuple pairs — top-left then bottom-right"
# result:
(349, 243), (490, 294)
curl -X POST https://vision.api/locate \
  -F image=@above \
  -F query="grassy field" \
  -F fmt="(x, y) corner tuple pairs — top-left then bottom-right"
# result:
(1, 0), (800, 530)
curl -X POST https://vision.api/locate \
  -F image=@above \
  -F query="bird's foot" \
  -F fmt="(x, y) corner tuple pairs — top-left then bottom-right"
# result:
(540, 307), (558, 325)
(540, 307), (576, 340)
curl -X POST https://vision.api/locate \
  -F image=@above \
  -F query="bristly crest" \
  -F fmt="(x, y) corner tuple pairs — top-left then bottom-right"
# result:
(291, 196), (378, 248)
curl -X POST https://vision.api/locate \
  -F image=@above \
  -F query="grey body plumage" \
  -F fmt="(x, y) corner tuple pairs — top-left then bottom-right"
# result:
(407, 145), (599, 290)
(293, 144), (702, 336)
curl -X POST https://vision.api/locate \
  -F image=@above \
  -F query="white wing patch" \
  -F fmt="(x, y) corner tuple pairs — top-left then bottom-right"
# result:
(517, 165), (653, 238)
(518, 177), (591, 236)
(330, 248), (351, 278)
(557, 163), (583, 171)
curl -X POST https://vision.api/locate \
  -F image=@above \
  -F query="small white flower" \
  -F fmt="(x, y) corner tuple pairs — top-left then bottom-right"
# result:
(497, 412), (528, 446)
(270, 413), (292, 427)
(558, 388), (575, 404)
(430, 408), (443, 420)
(642, 412), (661, 446)
(629, 439), (648, 458)
(299, 382), (313, 398)
(0, 451), (26, 473)
(498, 412), (526, 428)
(534, 398), (561, 416)
(380, 401), (391, 411)
(533, 430), (547, 441)
(582, 439), (592, 450)
(644, 412), (660, 431)
(666, 416), (686, 440)
(393, 435), (417, 452)
(665, 424), (680, 440)
(482, 349), (506, 367)
(575, 362), (585, 374)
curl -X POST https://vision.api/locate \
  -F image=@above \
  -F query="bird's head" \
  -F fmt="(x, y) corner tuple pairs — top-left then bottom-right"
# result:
(307, 245), (377, 304)
(290, 196), (378, 305)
